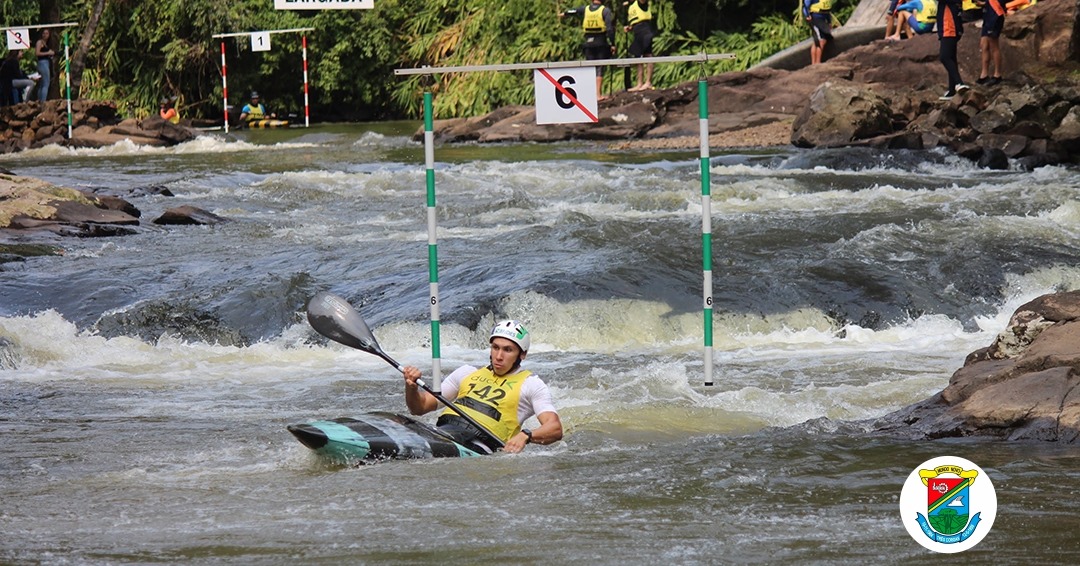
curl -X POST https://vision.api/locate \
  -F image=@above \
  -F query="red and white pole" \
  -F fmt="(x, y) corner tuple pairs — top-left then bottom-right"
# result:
(302, 35), (310, 127)
(221, 41), (229, 133)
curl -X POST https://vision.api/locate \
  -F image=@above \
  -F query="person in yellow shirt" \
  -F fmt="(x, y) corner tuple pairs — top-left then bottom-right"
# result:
(624, 0), (657, 91)
(402, 320), (563, 454)
(561, 0), (617, 99)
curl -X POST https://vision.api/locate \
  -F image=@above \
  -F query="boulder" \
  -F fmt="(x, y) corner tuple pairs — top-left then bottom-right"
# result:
(152, 205), (228, 226)
(791, 80), (893, 148)
(873, 291), (1080, 443)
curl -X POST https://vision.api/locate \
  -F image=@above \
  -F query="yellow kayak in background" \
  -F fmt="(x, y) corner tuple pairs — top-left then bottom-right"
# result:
(245, 119), (290, 128)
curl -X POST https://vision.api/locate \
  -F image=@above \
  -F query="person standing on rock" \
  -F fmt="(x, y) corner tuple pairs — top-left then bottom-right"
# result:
(561, 0), (617, 100)
(34, 29), (54, 102)
(937, 0), (969, 99)
(803, 0), (834, 65)
(624, 0), (657, 91)
(976, 0), (1007, 86)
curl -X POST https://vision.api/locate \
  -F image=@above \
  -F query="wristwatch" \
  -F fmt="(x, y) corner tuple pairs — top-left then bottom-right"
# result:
(522, 429), (533, 444)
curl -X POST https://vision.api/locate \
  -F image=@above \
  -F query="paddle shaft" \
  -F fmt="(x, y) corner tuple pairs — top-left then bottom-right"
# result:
(389, 359), (506, 450)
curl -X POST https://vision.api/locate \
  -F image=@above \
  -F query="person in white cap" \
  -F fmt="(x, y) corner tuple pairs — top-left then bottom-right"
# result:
(402, 320), (563, 454)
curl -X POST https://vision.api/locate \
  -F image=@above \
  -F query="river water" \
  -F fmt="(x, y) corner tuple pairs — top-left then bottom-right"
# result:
(2, 123), (1079, 564)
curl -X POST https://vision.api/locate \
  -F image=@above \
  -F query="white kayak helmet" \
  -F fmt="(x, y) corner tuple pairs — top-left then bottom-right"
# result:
(490, 320), (530, 353)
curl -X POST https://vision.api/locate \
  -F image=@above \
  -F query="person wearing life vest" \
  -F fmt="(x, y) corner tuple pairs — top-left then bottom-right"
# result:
(624, 0), (657, 91)
(238, 91), (276, 126)
(403, 320), (563, 454)
(159, 97), (180, 124)
(560, 0), (617, 100)
(887, 0), (938, 40)
(802, 0), (834, 65)
(885, 0), (913, 40)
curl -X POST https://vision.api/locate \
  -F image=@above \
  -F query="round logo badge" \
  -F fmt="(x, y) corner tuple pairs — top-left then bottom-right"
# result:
(899, 456), (997, 553)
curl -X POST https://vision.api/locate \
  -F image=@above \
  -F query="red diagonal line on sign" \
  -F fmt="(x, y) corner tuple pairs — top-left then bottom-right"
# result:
(538, 68), (598, 123)
(8, 31), (31, 49)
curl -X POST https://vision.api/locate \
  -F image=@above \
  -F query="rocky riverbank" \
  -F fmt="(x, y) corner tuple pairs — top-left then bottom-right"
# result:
(431, 0), (1080, 169)
(1, 99), (200, 154)
(871, 291), (1080, 444)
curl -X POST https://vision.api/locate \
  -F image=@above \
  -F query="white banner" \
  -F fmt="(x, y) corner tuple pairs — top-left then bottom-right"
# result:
(534, 67), (598, 125)
(274, 0), (374, 9)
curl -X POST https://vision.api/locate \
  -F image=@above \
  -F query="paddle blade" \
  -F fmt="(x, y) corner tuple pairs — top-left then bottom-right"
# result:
(307, 292), (390, 361)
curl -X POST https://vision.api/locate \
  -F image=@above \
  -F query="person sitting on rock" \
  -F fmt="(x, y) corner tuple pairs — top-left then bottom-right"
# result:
(888, 0), (938, 40)
(885, 0), (912, 40)
(0, 50), (36, 105)
(159, 97), (180, 124)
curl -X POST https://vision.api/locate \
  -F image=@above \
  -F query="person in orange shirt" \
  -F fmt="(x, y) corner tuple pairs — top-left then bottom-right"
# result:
(159, 97), (180, 124)
(937, 0), (969, 99)
(977, 0), (1007, 86)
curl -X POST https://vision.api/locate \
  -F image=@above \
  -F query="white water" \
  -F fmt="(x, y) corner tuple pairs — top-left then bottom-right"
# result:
(3, 125), (1080, 564)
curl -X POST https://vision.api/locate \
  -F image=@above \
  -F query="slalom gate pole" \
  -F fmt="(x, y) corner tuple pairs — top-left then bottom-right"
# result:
(395, 54), (733, 387)
(424, 90), (443, 393)
(302, 35), (310, 127)
(63, 33), (71, 138)
(220, 41), (229, 133)
(699, 78), (714, 386)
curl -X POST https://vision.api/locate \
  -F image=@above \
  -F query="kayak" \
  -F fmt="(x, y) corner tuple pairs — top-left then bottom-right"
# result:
(246, 119), (290, 128)
(287, 411), (482, 463)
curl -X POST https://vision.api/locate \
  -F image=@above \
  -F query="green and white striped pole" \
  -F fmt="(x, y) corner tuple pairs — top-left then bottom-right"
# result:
(423, 90), (443, 393)
(699, 78), (714, 387)
(64, 31), (72, 138)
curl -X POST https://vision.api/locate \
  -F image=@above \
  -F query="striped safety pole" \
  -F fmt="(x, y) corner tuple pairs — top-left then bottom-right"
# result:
(301, 35), (310, 127)
(423, 90), (443, 393)
(63, 32), (71, 138)
(220, 41), (229, 133)
(699, 78), (714, 386)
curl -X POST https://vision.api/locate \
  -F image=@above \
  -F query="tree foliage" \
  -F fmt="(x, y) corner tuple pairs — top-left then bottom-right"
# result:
(0, 0), (856, 121)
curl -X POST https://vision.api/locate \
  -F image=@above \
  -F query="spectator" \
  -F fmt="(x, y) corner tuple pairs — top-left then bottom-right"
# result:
(34, 29), (54, 102)
(0, 50), (36, 105)
(561, 0), (617, 100)
(803, 0), (834, 65)
(888, 0), (938, 40)
(624, 0), (657, 91)
(977, 0), (1007, 86)
(937, 0), (969, 99)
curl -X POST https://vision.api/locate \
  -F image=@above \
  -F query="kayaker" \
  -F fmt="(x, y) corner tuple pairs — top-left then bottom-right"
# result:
(238, 91), (275, 125)
(402, 320), (563, 454)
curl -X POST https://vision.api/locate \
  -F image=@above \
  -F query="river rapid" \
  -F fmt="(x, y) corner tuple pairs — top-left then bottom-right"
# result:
(2, 123), (1079, 564)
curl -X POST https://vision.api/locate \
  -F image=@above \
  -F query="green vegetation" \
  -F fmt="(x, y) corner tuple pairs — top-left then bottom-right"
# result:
(1, 0), (854, 121)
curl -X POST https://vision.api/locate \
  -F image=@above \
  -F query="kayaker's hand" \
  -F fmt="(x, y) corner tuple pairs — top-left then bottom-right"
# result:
(502, 431), (529, 454)
(403, 366), (421, 390)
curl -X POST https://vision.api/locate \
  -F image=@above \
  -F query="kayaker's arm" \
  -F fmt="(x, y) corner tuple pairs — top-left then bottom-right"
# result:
(403, 365), (440, 415)
(531, 411), (564, 446)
